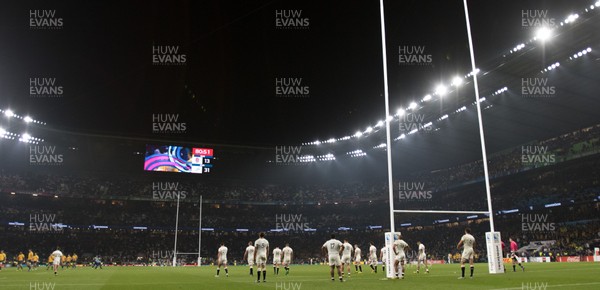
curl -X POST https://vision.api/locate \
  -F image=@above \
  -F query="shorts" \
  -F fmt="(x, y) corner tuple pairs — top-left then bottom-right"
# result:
(395, 254), (406, 263)
(53, 259), (61, 266)
(282, 258), (291, 265)
(341, 255), (351, 265)
(511, 251), (520, 261)
(218, 259), (227, 265)
(418, 254), (426, 262)
(369, 255), (377, 265)
(328, 256), (341, 267)
(461, 249), (474, 261)
(354, 256), (361, 263)
(247, 259), (255, 266)
(273, 259), (281, 265)
(256, 255), (267, 266)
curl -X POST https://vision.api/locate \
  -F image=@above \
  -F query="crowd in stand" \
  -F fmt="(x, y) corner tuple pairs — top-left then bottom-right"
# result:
(2, 201), (597, 265)
(1, 124), (600, 265)
(2, 124), (600, 203)
(1, 186), (598, 265)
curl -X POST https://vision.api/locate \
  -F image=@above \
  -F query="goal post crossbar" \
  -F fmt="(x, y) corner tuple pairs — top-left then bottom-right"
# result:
(393, 210), (489, 215)
(378, 0), (502, 275)
(172, 195), (203, 267)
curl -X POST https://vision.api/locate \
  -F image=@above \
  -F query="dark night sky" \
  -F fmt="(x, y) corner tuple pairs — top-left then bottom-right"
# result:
(0, 0), (596, 149)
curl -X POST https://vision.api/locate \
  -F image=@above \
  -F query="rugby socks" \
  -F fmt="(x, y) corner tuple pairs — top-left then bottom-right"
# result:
(470, 266), (474, 277)
(461, 265), (465, 277)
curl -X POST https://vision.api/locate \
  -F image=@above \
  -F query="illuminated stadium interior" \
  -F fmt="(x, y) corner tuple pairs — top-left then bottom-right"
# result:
(1, 0), (600, 289)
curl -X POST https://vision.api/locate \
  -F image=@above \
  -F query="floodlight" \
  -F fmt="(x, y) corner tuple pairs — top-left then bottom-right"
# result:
(535, 27), (552, 42)
(451, 76), (463, 86)
(565, 14), (579, 23)
(21, 133), (31, 142)
(435, 84), (448, 96)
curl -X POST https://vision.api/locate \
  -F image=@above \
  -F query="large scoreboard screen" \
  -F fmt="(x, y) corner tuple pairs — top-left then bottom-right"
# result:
(144, 145), (213, 174)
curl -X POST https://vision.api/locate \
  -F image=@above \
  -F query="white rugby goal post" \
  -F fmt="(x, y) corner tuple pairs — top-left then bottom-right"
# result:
(172, 195), (203, 267)
(378, 0), (503, 276)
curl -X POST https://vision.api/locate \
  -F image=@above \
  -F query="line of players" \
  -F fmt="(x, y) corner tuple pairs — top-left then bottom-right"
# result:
(215, 232), (294, 283)
(321, 233), (431, 281)
(212, 231), (436, 282)
(0, 247), (106, 275)
(325, 228), (525, 280)
(0, 249), (77, 274)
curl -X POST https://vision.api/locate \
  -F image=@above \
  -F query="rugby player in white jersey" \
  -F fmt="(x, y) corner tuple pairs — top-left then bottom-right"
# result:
(379, 245), (388, 274)
(457, 228), (476, 279)
(353, 244), (363, 273)
(51, 247), (63, 276)
(282, 243), (293, 275)
(416, 241), (429, 274)
(341, 239), (353, 278)
(243, 241), (255, 276)
(368, 242), (378, 273)
(254, 232), (269, 283)
(322, 234), (344, 282)
(393, 234), (410, 279)
(272, 246), (282, 275)
(215, 242), (228, 277)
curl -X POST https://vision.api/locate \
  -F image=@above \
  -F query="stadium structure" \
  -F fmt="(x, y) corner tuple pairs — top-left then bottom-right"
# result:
(1, 0), (600, 289)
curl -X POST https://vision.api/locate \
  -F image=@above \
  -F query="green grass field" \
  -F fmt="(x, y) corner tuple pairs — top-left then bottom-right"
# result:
(1, 263), (599, 290)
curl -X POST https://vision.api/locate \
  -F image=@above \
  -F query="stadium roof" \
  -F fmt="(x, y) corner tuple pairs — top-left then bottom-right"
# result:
(1, 0), (599, 174)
